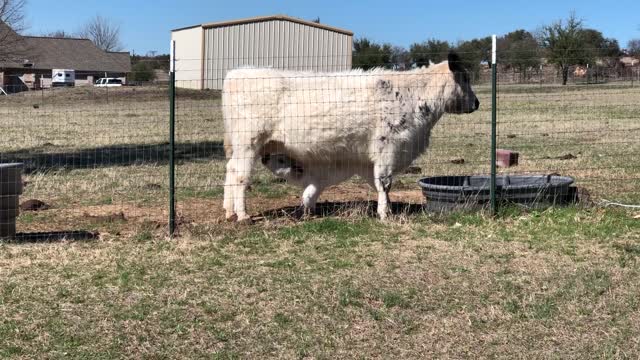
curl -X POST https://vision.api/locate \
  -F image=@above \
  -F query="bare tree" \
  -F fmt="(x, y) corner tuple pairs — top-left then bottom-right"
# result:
(0, 0), (25, 30)
(390, 46), (410, 69)
(77, 15), (123, 52)
(0, 0), (27, 61)
(43, 29), (73, 38)
(628, 39), (640, 57)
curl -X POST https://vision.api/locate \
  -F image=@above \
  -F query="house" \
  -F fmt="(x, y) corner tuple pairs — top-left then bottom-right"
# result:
(171, 15), (353, 89)
(0, 21), (131, 93)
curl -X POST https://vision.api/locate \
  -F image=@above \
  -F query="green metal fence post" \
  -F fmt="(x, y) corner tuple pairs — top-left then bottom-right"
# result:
(490, 35), (498, 216)
(169, 40), (176, 237)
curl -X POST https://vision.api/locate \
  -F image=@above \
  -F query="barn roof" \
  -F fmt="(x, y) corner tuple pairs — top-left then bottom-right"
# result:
(172, 14), (353, 36)
(0, 22), (131, 73)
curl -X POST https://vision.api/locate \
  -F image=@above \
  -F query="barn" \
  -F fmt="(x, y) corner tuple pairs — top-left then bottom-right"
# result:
(170, 15), (353, 90)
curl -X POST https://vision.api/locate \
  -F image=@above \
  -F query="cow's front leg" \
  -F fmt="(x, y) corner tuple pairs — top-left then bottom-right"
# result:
(373, 165), (393, 220)
(228, 147), (256, 223)
(223, 163), (236, 221)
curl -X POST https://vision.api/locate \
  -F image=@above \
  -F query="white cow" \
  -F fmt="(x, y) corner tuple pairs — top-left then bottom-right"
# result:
(223, 52), (479, 222)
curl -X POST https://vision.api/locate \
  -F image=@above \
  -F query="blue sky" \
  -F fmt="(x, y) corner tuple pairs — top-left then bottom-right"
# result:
(24, 0), (640, 55)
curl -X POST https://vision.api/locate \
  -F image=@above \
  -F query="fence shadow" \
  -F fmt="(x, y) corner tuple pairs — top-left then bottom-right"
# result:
(0, 141), (225, 173)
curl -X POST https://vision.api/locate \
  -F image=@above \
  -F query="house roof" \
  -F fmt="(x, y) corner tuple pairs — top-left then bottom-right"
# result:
(0, 20), (25, 61)
(172, 14), (353, 36)
(0, 22), (131, 73)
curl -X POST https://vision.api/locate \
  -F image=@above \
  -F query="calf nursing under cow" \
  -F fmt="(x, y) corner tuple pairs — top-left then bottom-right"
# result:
(223, 51), (479, 222)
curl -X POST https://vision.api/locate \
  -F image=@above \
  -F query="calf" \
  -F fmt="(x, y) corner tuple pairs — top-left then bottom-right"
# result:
(261, 153), (374, 214)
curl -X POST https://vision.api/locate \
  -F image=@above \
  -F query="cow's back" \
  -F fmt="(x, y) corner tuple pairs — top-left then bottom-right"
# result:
(222, 67), (428, 163)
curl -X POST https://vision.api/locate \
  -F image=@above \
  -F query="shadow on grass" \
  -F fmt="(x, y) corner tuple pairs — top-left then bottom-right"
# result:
(0, 141), (224, 174)
(255, 201), (426, 221)
(6, 231), (99, 243)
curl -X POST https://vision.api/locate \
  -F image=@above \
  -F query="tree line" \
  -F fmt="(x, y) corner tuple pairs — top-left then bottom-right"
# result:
(353, 13), (639, 85)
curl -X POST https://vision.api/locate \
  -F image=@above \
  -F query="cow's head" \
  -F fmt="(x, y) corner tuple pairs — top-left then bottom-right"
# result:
(445, 51), (480, 114)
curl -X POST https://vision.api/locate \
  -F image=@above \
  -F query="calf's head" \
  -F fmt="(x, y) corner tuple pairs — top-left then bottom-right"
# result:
(261, 153), (304, 180)
(444, 51), (480, 114)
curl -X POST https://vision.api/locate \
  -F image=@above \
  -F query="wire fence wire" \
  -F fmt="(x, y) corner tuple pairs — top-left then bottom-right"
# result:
(173, 53), (488, 224)
(495, 54), (640, 206)
(0, 64), (171, 237)
(1, 49), (639, 236)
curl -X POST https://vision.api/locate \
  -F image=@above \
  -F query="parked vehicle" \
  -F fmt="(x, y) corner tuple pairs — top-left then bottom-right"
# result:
(52, 69), (75, 87)
(94, 78), (123, 87)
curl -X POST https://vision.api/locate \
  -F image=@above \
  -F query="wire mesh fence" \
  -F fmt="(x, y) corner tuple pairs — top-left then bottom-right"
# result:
(0, 65), (171, 237)
(174, 48), (640, 225)
(495, 54), (640, 206)
(1, 47), (639, 237)
(173, 52), (489, 223)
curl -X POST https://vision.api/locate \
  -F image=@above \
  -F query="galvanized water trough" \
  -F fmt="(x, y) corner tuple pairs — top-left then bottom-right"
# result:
(0, 163), (24, 238)
(418, 174), (575, 211)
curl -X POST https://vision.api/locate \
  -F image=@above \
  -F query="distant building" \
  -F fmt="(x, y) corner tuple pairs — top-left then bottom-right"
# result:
(0, 21), (131, 93)
(620, 56), (639, 67)
(171, 14), (353, 89)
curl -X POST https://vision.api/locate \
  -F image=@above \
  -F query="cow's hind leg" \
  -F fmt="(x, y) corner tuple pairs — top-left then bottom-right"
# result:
(373, 164), (393, 221)
(227, 147), (257, 223)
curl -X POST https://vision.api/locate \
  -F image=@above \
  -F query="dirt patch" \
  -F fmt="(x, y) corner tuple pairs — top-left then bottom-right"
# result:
(545, 153), (578, 160)
(174, 184), (425, 227)
(15, 202), (168, 238)
(404, 166), (422, 174)
(83, 212), (127, 223)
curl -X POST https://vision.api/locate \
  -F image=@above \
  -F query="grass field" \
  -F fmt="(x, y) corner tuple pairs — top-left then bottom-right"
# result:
(1, 81), (639, 358)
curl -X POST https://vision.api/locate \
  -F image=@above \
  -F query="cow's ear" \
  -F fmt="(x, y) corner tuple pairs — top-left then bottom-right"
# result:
(448, 51), (465, 73)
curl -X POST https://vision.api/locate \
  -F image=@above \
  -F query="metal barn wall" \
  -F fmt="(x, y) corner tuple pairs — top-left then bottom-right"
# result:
(171, 26), (203, 89)
(202, 20), (352, 90)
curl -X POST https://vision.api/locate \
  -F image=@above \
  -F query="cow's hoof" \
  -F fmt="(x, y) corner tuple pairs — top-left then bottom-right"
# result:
(378, 212), (391, 222)
(292, 206), (313, 221)
(225, 213), (238, 222)
(291, 206), (305, 220)
(237, 217), (254, 225)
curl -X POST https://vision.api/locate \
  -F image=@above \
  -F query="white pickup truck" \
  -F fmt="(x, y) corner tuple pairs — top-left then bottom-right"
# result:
(94, 78), (123, 87)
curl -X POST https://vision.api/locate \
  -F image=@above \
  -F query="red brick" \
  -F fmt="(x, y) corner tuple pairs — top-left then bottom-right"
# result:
(496, 149), (519, 168)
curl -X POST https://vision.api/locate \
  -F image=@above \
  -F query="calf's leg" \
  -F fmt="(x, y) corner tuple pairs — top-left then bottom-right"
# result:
(301, 183), (325, 215)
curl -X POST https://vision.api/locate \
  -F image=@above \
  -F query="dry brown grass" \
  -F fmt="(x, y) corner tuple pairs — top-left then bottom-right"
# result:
(2, 208), (640, 358)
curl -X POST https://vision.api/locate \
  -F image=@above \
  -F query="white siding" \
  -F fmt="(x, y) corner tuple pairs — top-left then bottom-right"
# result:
(200, 20), (352, 90)
(171, 27), (203, 89)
